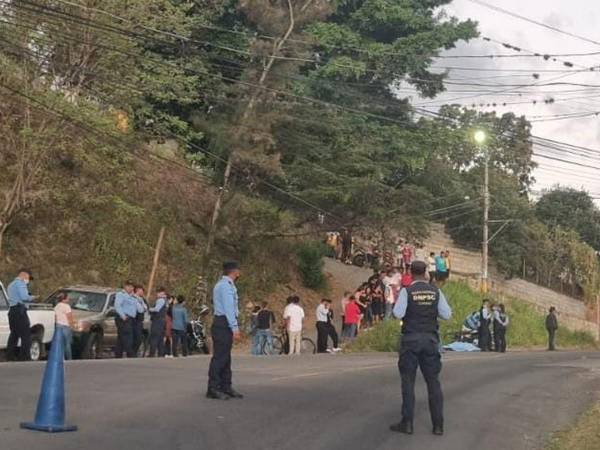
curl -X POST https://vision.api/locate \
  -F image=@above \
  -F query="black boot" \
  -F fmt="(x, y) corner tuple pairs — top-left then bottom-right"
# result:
(206, 388), (230, 400)
(390, 420), (413, 435)
(223, 387), (244, 399)
(432, 424), (444, 436)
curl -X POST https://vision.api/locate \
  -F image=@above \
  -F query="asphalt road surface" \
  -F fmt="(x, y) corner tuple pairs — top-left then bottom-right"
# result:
(2, 351), (600, 450)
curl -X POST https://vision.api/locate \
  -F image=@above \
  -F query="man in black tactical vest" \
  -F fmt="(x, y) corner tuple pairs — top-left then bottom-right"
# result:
(390, 260), (452, 436)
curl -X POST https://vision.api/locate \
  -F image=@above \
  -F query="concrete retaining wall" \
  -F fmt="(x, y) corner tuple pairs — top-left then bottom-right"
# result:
(423, 224), (599, 339)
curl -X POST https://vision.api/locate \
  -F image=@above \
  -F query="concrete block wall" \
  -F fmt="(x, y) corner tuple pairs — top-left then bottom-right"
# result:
(423, 224), (599, 339)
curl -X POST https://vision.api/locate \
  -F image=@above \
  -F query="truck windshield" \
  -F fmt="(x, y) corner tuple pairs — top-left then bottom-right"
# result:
(46, 290), (107, 312)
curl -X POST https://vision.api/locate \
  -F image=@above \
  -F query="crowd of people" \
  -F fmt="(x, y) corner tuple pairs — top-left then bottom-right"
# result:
(325, 230), (430, 268)
(5, 251), (561, 365)
(248, 295), (341, 356)
(83, 281), (189, 360)
(244, 244), (459, 355)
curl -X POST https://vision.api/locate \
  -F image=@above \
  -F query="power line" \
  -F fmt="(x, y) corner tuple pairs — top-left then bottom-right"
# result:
(10, 0), (600, 114)
(8, 0), (599, 194)
(466, 0), (600, 47)
(0, 77), (347, 223)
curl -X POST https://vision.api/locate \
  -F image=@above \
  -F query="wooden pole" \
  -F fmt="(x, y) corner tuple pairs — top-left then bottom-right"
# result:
(596, 294), (600, 341)
(147, 227), (166, 302)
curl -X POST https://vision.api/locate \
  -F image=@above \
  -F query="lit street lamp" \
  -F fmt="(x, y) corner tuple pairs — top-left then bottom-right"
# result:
(474, 129), (487, 145)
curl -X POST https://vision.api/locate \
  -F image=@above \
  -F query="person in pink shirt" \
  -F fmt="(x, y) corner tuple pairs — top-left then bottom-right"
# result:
(54, 292), (74, 360)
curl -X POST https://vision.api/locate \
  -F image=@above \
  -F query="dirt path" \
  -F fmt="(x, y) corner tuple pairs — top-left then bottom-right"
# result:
(323, 257), (373, 314)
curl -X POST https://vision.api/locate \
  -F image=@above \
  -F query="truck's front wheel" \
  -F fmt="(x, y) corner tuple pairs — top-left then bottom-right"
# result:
(30, 336), (43, 361)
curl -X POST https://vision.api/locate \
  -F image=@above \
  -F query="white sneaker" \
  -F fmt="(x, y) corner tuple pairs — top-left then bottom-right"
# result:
(164, 354), (174, 358)
(326, 349), (333, 353)
(332, 347), (342, 352)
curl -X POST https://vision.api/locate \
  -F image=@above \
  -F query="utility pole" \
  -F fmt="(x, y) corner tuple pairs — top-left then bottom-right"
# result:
(147, 226), (166, 302)
(482, 152), (490, 294)
(474, 129), (489, 294)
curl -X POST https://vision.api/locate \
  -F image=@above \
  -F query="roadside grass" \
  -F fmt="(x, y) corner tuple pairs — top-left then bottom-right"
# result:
(546, 404), (600, 450)
(349, 320), (401, 352)
(349, 281), (597, 351)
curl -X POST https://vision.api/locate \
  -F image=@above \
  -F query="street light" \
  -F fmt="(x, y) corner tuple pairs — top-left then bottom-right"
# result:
(474, 129), (487, 145)
(474, 129), (489, 294)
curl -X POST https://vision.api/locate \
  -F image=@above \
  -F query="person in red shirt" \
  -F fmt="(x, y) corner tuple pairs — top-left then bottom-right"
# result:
(401, 267), (413, 288)
(342, 296), (361, 342)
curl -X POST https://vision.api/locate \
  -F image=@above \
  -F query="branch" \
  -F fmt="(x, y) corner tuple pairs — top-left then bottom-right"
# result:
(301, 0), (316, 13)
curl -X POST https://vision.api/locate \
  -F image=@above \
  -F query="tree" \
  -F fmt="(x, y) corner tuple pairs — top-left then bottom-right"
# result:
(257, 0), (478, 235)
(0, 55), (126, 256)
(0, 0), (225, 141)
(535, 188), (600, 251)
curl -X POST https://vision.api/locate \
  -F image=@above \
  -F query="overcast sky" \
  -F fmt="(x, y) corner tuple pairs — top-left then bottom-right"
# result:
(411, 0), (600, 200)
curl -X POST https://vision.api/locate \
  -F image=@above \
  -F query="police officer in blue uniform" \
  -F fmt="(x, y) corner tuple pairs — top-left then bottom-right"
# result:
(132, 285), (148, 356)
(148, 287), (168, 357)
(206, 261), (243, 400)
(391, 260), (452, 436)
(7, 269), (35, 361)
(114, 280), (137, 358)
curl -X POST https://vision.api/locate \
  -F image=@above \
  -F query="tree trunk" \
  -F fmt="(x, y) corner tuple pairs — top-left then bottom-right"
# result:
(0, 221), (8, 257)
(202, 0), (297, 267)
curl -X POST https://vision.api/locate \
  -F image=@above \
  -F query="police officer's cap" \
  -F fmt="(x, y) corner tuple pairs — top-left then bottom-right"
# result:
(410, 260), (427, 275)
(223, 261), (240, 272)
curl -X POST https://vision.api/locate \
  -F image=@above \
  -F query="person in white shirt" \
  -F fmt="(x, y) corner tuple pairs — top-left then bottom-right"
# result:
(382, 269), (395, 289)
(283, 296), (305, 355)
(315, 299), (341, 353)
(381, 268), (400, 320)
(427, 252), (437, 283)
(54, 292), (74, 360)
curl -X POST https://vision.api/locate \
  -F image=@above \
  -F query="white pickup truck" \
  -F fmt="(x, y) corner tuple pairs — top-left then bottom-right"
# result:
(0, 281), (56, 361)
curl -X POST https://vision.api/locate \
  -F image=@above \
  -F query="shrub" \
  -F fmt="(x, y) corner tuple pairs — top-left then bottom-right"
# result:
(296, 241), (327, 289)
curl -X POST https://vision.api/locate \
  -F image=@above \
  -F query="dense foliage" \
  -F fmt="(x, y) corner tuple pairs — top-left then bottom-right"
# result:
(0, 0), (598, 302)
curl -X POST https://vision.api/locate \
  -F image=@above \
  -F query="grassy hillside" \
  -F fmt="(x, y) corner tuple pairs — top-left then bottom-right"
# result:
(0, 151), (312, 314)
(350, 281), (596, 352)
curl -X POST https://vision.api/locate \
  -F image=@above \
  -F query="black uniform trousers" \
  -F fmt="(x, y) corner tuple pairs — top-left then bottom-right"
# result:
(493, 325), (507, 353)
(7, 304), (31, 361)
(208, 316), (233, 391)
(316, 321), (339, 352)
(398, 333), (443, 427)
(132, 313), (145, 356)
(316, 321), (329, 353)
(148, 319), (166, 357)
(115, 316), (135, 358)
(547, 328), (557, 351)
(478, 322), (492, 351)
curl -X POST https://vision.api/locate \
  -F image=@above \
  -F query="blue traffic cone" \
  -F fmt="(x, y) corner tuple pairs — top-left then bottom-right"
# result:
(20, 326), (77, 432)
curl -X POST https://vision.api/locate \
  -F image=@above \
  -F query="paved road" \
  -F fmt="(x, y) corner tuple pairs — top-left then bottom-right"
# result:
(2, 351), (600, 450)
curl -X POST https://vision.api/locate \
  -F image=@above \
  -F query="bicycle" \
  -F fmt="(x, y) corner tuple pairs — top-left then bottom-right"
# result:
(261, 328), (316, 355)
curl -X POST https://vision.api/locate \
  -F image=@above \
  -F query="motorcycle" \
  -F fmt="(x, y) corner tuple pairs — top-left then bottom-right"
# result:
(456, 326), (479, 346)
(186, 305), (210, 354)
